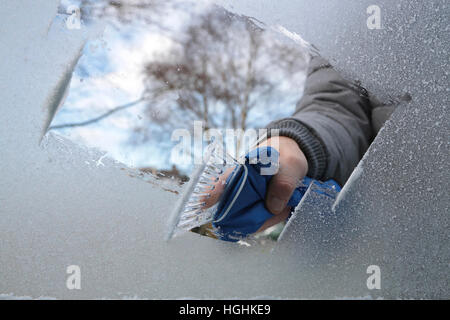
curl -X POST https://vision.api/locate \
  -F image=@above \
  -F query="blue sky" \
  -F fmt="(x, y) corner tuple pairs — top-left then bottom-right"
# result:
(51, 20), (176, 169)
(51, 0), (306, 172)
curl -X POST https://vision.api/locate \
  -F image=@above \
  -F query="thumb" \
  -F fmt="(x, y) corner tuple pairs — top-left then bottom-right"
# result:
(260, 136), (308, 215)
(266, 170), (299, 215)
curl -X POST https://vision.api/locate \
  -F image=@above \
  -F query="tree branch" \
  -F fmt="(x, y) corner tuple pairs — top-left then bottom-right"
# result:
(48, 98), (145, 131)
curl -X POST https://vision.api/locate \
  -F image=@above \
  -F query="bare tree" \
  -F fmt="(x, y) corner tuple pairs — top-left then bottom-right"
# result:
(52, 2), (308, 151)
(139, 6), (308, 140)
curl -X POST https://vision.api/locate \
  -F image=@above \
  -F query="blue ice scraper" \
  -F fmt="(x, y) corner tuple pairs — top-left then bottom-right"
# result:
(166, 143), (341, 242)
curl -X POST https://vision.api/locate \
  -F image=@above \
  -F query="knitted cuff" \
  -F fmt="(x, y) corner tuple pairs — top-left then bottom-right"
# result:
(266, 118), (328, 179)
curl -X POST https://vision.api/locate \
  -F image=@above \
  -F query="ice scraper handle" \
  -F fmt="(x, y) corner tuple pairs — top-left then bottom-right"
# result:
(211, 146), (341, 242)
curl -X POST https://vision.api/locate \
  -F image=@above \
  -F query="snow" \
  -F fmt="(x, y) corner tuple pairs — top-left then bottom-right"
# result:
(0, 0), (321, 300)
(0, 0), (448, 299)
(0, 293), (57, 300)
(214, 0), (449, 298)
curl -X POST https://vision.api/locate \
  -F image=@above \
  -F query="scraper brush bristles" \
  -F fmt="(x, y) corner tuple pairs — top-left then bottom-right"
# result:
(166, 142), (238, 240)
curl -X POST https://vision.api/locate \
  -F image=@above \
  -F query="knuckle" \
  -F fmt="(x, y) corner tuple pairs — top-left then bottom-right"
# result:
(273, 178), (296, 195)
(283, 153), (303, 167)
(281, 152), (308, 176)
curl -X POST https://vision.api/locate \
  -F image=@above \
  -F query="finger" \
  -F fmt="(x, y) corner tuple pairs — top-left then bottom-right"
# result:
(203, 167), (234, 208)
(265, 169), (298, 214)
(256, 206), (291, 233)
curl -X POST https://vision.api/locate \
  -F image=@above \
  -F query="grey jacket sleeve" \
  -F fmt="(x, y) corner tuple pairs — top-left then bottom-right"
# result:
(266, 56), (374, 185)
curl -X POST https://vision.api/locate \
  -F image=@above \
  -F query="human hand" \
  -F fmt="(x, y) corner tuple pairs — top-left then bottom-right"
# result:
(256, 136), (308, 232)
(201, 136), (308, 234)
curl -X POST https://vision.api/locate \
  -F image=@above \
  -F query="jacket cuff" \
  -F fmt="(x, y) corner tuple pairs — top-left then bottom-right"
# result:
(266, 118), (328, 180)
